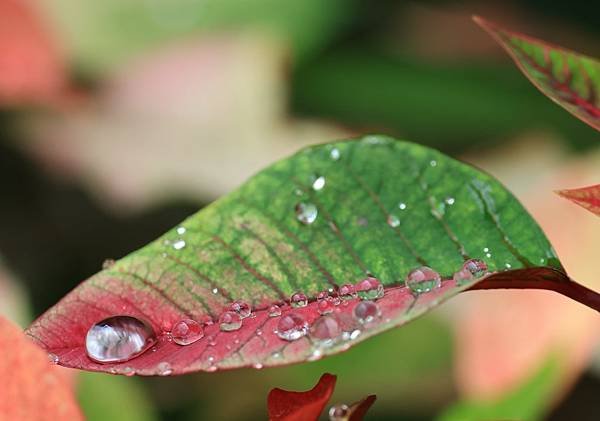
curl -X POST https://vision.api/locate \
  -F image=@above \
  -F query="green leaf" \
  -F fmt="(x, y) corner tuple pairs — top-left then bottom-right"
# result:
(474, 16), (600, 131)
(27, 135), (565, 375)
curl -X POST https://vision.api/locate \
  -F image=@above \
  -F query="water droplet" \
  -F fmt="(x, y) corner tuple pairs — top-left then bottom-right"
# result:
(430, 160), (437, 167)
(329, 404), (349, 420)
(355, 277), (384, 300)
(398, 202), (407, 210)
(295, 203), (318, 225)
(312, 176), (326, 191)
(330, 148), (340, 161)
(219, 311), (242, 332)
(157, 361), (172, 376)
(353, 300), (381, 324)
(483, 247), (489, 252)
(387, 214), (400, 227)
(253, 362), (263, 369)
(290, 292), (308, 308)
(212, 288), (219, 295)
(229, 300), (252, 318)
(505, 263), (512, 269)
(406, 266), (441, 295)
(48, 353), (59, 364)
(85, 316), (156, 363)
(445, 197), (455, 205)
(338, 284), (357, 301)
(256, 329), (263, 336)
(317, 298), (335, 315)
(171, 319), (204, 346)
(102, 259), (115, 270)
(172, 240), (186, 250)
(176, 226), (186, 235)
(122, 366), (135, 376)
(310, 316), (341, 343)
(276, 313), (309, 341)
(268, 304), (282, 317)
(463, 258), (488, 278)
(342, 329), (361, 341)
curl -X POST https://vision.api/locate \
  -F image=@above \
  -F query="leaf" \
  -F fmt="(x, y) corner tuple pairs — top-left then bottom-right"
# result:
(473, 16), (600, 131)
(27, 135), (577, 375)
(268, 373), (336, 421)
(0, 315), (83, 420)
(556, 184), (600, 216)
(343, 395), (377, 421)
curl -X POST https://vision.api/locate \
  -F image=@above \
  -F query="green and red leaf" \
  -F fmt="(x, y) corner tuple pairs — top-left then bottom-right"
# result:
(473, 16), (600, 131)
(27, 135), (589, 375)
(556, 184), (600, 216)
(268, 373), (336, 421)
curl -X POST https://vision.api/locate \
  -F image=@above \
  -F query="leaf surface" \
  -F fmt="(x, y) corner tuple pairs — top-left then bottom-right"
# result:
(27, 135), (565, 375)
(473, 16), (600, 131)
(0, 316), (82, 421)
(557, 184), (600, 216)
(268, 373), (336, 421)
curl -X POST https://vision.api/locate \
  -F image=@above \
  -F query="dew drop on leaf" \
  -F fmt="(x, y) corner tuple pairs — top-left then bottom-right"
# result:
(406, 266), (441, 295)
(276, 313), (309, 341)
(387, 214), (400, 227)
(398, 202), (407, 210)
(176, 226), (186, 235)
(229, 300), (252, 318)
(310, 316), (341, 344)
(353, 300), (381, 324)
(268, 304), (282, 317)
(295, 203), (318, 225)
(355, 277), (384, 300)
(312, 176), (326, 191)
(171, 319), (204, 346)
(157, 361), (172, 376)
(338, 284), (357, 300)
(85, 316), (156, 363)
(48, 353), (59, 364)
(172, 240), (186, 250)
(329, 404), (349, 421)
(218, 311), (242, 332)
(290, 292), (308, 308)
(330, 148), (340, 161)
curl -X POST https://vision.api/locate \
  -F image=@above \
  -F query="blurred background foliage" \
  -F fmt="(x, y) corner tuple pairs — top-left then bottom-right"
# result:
(1, 0), (599, 419)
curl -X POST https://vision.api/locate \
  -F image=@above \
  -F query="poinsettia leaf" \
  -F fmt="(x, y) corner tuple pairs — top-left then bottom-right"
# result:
(27, 135), (569, 375)
(268, 373), (336, 421)
(0, 316), (82, 420)
(346, 395), (377, 421)
(556, 184), (600, 217)
(473, 16), (600, 131)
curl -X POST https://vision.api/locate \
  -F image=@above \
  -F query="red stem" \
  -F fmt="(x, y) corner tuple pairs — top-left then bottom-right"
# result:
(467, 268), (600, 313)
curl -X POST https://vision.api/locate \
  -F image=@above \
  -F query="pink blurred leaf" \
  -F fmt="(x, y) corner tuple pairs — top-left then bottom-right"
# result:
(556, 184), (600, 216)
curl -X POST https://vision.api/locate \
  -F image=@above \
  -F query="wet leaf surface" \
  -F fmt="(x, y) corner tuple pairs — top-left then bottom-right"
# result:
(474, 16), (600, 131)
(27, 135), (565, 375)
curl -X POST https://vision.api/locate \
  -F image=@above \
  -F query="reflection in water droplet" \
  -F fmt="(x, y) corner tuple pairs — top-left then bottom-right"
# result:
(355, 277), (384, 300)
(338, 284), (357, 300)
(312, 176), (326, 191)
(329, 403), (349, 421)
(176, 226), (186, 235)
(290, 292), (308, 308)
(157, 361), (172, 376)
(406, 266), (441, 295)
(330, 148), (340, 161)
(353, 301), (381, 324)
(230, 300), (252, 318)
(295, 203), (318, 225)
(387, 214), (400, 227)
(268, 304), (282, 317)
(276, 313), (309, 341)
(102, 259), (115, 270)
(219, 311), (242, 332)
(85, 316), (156, 363)
(172, 240), (186, 250)
(171, 319), (204, 346)
(310, 316), (341, 344)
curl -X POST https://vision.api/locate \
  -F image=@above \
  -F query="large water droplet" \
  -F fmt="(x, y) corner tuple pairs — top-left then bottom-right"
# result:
(229, 300), (252, 318)
(172, 240), (186, 250)
(85, 316), (156, 363)
(290, 292), (308, 308)
(276, 313), (308, 341)
(268, 304), (282, 317)
(219, 311), (242, 332)
(317, 291), (335, 314)
(157, 361), (172, 376)
(171, 319), (204, 346)
(355, 277), (384, 300)
(295, 203), (318, 225)
(310, 316), (341, 344)
(338, 284), (357, 300)
(329, 404), (349, 421)
(353, 300), (381, 324)
(406, 266), (441, 295)
(312, 176), (326, 191)
(387, 214), (400, 227)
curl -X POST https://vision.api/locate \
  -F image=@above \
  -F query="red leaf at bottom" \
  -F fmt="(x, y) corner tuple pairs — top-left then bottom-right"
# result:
(268, 373), (337, 421)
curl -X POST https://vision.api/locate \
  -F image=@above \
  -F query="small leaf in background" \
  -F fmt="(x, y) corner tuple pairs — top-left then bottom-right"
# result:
(557, 184), (600, 217)
(328, 394), (377, 421)
(26, 135), (571, 375)
(0, 0), (66, 105)
(0, 315), (82, 421)
(473, 16), (600, 131)
(268, 373), (336, 421)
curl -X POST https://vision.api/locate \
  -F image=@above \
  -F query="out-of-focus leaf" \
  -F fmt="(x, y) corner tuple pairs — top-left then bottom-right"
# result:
(438, 356), (561, 421)
(0, 0), (65, 104)
(268, 373), (336, 421)
(0, 258), (31, 326)
(557, 184), (600, 216)
(26, 135), (572, 376)
(77, 372), (157, 421)
(474, 16), (600, 131)
(0, 316), (82, 421)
